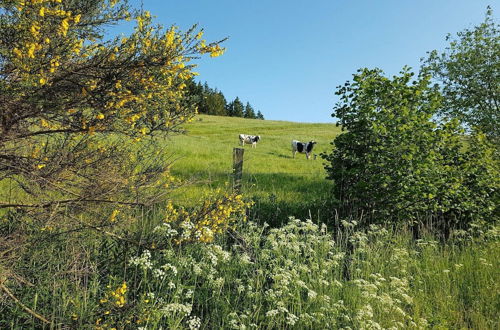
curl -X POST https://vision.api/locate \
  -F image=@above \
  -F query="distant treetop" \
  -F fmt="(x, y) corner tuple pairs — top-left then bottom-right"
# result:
(186, 79), (264, 119)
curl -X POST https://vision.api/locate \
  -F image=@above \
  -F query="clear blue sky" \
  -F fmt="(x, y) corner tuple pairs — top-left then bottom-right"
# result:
(127, 0), (497, 123)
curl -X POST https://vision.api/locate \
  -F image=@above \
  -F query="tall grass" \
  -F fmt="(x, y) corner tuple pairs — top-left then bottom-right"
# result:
(2, 212), (498, 328)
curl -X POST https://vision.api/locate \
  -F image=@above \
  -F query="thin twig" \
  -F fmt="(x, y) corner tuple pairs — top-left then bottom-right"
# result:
(0, 282), (51, 325)
(0, 198), (145, 209)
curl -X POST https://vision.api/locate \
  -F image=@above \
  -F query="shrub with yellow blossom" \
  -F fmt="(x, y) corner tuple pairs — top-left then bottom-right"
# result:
(162, 192), (252, 244)
(0, 0), (226, 324)
(94, 281), (129, 329)
(0, 0), (224, 216)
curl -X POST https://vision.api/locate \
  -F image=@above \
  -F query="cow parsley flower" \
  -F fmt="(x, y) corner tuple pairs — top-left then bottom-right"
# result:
(187, 316), (202, 330)
(129, 250), (153, 270)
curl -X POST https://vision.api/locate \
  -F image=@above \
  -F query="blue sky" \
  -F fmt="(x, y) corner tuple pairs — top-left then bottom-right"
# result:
(127, 0), (497, 123)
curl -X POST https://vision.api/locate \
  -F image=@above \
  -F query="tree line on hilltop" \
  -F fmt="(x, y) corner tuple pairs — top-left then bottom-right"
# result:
(185, 79), (265, 119)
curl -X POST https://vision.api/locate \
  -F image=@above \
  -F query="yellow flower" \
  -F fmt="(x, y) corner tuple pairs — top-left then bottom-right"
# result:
(13, 48), (22, 58)
(59, 19), (70, 36)
(27, 43), (37, 58)
(109, 209), (120, 222)
(166, 30), (175, 46)
(40, 118), (50, 127)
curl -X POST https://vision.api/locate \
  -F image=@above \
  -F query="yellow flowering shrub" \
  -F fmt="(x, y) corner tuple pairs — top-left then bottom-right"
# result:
(94, 282), (129, 329)
(0, 0), (225, 218)
(164, 192), (252, 244)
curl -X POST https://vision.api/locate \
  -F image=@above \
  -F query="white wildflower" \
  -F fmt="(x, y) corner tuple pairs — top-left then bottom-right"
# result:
(187, 316), (202, 330)
(129, 250), (153, 270)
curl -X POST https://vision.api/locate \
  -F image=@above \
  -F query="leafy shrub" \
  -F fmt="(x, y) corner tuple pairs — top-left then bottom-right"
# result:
(323, 68), (499, 236)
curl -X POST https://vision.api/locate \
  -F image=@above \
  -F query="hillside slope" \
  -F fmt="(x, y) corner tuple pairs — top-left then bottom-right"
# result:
(165, 115), (342, 222)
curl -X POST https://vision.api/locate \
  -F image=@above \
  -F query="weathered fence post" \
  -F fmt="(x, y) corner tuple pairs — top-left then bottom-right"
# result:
(232, 147), (244, 193)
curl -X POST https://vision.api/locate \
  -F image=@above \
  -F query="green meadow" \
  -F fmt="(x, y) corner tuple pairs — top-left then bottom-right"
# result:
(165, 114), (341, 223)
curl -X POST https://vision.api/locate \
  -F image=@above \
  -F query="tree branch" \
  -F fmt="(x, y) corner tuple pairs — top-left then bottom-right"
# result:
(0, 198), (145, 209)
(0, 282), (51, 325)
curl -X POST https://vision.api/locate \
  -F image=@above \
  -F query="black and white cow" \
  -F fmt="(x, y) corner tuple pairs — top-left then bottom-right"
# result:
(292, 140), (317, 159)
(239, 134), (261, 148)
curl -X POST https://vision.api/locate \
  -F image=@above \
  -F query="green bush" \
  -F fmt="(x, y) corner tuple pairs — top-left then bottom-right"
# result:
(323, 68), (499, 235)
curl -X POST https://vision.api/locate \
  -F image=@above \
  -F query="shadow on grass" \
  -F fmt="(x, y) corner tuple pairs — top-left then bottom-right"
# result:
(241, 172), (336, 227)
(266, 151), (293, 159)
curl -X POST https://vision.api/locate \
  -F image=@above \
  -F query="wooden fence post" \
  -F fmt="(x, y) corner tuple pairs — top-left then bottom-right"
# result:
(232, 147), (244, 194)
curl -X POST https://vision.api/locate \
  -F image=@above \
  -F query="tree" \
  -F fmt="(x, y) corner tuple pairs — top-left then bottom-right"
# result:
(205, 91), (228, 115)
(0, 0), (225, 218)
(244, 102), (256, 118)
(323, 68), (498, 235)
(231, 97), (244, 117)
(226, 100), (234, 116)
(422, 7), (499, 143)
(256, 110), (265, 120)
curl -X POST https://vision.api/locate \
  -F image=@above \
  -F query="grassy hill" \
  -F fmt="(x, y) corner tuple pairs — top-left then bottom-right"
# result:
(164, 115), (342, 223)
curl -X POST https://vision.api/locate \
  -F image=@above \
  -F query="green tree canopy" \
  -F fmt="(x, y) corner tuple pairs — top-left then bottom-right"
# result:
(422, 7), (499, 143)
(231, 97), (244, 117)
(323, 68), (498, 235)
(244, 102), (256, 118)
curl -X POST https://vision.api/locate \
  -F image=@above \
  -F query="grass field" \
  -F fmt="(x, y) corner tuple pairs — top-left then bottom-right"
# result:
(164, 115), (341, 223)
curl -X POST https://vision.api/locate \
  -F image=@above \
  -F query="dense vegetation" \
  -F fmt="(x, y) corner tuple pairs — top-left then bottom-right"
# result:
(323, 68), (498, 238)
(0, 0), (498, 328)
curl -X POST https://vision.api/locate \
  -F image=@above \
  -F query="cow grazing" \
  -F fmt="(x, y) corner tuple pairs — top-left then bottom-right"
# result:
(292, 140), (317, 159)
(239, 134), (261, 148)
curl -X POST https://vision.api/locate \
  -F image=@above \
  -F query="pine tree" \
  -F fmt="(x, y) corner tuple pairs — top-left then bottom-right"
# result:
(205, 91), (227, 115)
(256, 110), (265, 120)
(226, 101), (234, 116)
(232, 97), (244, 117)
(244, 102), (256, 118)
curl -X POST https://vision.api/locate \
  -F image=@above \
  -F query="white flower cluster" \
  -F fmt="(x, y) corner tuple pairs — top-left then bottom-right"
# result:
(187, 316), (202, 330)
(129, 250), (153, 270)
(153, 222), (178, 237)
(354, 271), (427, 328)
(161, 302), (193, 316)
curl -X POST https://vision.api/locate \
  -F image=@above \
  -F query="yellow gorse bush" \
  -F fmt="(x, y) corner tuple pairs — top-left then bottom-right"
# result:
(165, 193), (252, 244)
(2, 0), (225, 145)
(0, 0), (226, 225)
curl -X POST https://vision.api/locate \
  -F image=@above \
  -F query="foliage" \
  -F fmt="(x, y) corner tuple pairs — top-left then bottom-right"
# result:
(323, 68), (499, 234)
(229, 96), (244, 118)
(161, 192), (251, 244)
(256, 110), (265, 120)
(0, 0), (226, 217)
(1, 216), (498, 328)
(244, 102), (255, 118)
(422, 7), (499, 143)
